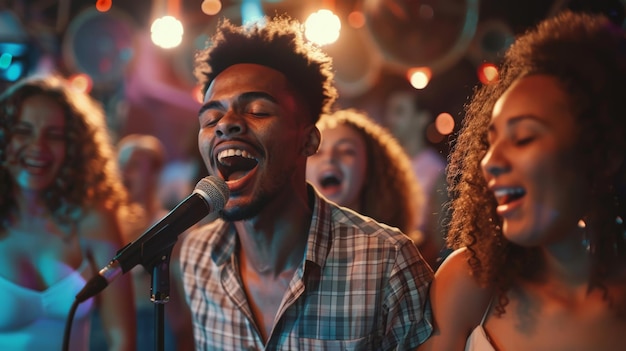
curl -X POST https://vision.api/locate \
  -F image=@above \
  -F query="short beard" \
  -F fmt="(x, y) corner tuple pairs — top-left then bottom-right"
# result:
(220, 166), (294, 222)
(220, 191), (271, 222)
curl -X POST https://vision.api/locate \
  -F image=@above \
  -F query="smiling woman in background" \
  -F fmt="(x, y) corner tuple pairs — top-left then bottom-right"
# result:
(0, 75), (135, 351)
(306, 108), (424, 238)
(418, 10), (626, 351)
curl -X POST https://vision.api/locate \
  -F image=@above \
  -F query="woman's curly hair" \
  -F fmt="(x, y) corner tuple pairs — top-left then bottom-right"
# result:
(194, 15), (338, 124)
(317, 109), (424, 236)
(446, 10), (626, 314)
(0, 74), (128, 226)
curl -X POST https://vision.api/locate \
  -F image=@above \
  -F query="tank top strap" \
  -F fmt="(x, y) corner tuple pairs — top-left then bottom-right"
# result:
(479, 296), (494, 326)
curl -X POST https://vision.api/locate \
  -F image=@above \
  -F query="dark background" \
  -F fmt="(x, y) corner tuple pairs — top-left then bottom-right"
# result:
(1, 0), (624, 160)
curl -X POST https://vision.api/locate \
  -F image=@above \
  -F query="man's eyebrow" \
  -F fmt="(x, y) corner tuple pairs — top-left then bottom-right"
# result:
(238, 91), (279, 104)
(198, 100), (224, 117)
(198, 91), (279, 117)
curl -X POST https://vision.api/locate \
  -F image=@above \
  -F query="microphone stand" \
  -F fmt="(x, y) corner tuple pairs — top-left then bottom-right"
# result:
(148, 248), (173, 351)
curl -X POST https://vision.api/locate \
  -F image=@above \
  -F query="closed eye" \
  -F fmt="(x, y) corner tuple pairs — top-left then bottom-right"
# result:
(13, 127), (31, 136)
(515, 136), (535, 146)
(46, 132), (66, 140)
(200, 110), (223, 128)
(247, 111), (271, 117)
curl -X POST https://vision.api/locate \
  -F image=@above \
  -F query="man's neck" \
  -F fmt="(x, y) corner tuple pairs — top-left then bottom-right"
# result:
(234, 186), (312, 277)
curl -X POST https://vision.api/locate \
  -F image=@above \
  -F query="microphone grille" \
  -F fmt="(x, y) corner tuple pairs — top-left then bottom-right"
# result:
(194, 176), (229, 211)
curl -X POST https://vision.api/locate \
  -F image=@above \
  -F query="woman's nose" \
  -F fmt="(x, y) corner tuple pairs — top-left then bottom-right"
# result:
(481, 146), (510, 178)
(29, 133), (47, 150)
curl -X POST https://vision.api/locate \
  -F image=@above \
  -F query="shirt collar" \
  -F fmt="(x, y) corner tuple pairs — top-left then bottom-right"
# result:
(304, 184), (333, 270)
(209, 184), (334, 269)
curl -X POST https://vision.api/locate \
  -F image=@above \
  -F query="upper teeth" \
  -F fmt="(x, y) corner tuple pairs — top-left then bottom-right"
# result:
(24, 159), (47, 167)
(217, 149), (255, 162)
(494, 188), (524, 198)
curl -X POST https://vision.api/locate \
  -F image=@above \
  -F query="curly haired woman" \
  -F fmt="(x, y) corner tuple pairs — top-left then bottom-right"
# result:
(306, 108), (424, 238)
(0, 75), (135, 350)
(419, 11), (626, 351)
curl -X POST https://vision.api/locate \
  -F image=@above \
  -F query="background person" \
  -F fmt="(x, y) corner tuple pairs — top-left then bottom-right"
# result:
(90, 133), (196, 351)
(0, 74), (136, 351)
(384, 90), (450, 269)
(306, 108), (423, 238)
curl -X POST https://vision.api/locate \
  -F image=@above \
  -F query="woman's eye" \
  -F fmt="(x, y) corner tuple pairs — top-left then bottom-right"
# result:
(13, 127), (30, 135)
(338, 147), (357, 156)
(47, 133), (66, 140)
(515, 136), (535, 146)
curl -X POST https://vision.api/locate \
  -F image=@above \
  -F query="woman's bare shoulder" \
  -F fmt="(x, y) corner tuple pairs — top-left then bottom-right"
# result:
(77, 205), (124, 255)
(418, 248), (493, 351)
(433, 248), (489, 301)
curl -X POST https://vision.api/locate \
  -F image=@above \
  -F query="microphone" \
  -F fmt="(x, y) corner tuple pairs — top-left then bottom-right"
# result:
(75, 175), (229, 302)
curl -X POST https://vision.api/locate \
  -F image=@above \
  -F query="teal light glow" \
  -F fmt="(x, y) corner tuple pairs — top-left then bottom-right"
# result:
(0, 53), (12, 69)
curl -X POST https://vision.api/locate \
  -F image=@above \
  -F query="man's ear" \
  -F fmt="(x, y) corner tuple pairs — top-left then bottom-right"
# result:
(302, 125), (321, 157)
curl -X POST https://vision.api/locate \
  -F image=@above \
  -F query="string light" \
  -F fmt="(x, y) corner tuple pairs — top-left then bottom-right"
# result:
(477, 62), (499, 84)
(407, 67), (431, 90)
(95, 0), (112, 12)
(435, 112), (455, 135)
(201, 0), (222, 16)
(304, 9), (341, 46)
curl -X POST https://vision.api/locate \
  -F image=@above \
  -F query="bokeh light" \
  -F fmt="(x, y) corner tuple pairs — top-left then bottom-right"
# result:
(0, 53), (12, 69)
(477, 62), (499, 84)
(95, 0), (112, 13)
(435, 112), (455, 135)
(201, 0), (222, 15)
(68, 73), (93, 94)
(304, 9), (341, 46)
(426, 123), (445, 144)
(407, 67), (432, 89)
(193, 85), (204, 104)
(348, 11), (366, 28)
(151, 16), (184, 49)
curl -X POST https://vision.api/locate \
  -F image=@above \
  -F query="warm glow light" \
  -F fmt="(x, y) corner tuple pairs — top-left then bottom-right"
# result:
(193, 85), (204, 104)
(478, 62), (499, 84)
(348, 11), (365, 28)
(68, 73), (93, 94)
(201, 0), (222, 16)
(95, 0), (112, 12)
(426, 123), (445, 144)
(151, 16), (184, 49)
(407, 67), (431, 89)
(419, 4), (434, 19)
(435, 112), (455, 135)
(304, 9), (341, 46)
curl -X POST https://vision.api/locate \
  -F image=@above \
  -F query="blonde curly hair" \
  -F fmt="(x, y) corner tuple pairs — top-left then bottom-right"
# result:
(317, 109), (424, 236)
(0, 74), (128, 226)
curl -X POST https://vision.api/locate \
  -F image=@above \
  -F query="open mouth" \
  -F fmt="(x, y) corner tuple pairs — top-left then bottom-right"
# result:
(216, 148), (258, 181)
(494, 188), (526, 205)
(319, 174), (341, 188)
(22, 157), (51, 174)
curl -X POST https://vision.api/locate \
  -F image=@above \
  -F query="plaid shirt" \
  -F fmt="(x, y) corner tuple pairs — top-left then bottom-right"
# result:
(180, 186), (433, 351)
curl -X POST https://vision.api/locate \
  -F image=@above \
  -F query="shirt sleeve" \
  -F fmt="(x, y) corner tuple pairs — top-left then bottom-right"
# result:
(382, 241), (434, 350)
